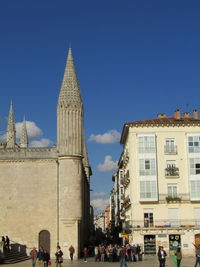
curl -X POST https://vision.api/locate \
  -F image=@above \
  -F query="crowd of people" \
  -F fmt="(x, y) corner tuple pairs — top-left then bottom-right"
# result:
(30, 245), (75, 267)
(93, 244), (142, 263)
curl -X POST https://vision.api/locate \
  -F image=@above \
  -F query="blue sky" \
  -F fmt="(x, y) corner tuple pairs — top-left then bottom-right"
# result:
(0, 0), (200, 213)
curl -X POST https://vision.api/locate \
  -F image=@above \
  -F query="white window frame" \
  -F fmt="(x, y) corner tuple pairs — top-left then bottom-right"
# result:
(139, 159), (156, 176)
(140, 180), (158, 201)
(167, 184), (178, 198)
(165, 138), (176, 153)
(138, 134), (156, 154)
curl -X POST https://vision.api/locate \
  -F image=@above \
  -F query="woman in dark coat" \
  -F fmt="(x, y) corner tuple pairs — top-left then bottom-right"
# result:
(43, 249), (50, 267)
(157, 246), (167, 267)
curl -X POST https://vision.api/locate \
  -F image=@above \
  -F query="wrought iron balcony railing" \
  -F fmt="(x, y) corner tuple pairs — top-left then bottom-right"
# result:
(127, 219), (200, 229)
(165, 166), (179, 177)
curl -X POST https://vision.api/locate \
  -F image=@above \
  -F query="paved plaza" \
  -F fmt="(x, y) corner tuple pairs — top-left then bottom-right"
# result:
(0, 256), (196, 267)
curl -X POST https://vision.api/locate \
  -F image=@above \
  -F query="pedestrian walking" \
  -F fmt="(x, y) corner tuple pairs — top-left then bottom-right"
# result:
(157, 246), (167, 267)
(37, 246), (44, 267)
(1, 237), (5, 252)
(83, 247), (88, 262)
(55, 245), (63, 267)
(69, 245), (75, 261)
(5, 236), (10, 251)
(100, 245), (105, 262)
(43, 249), (50, 267)
(175, 247), (182, 267)
(193, 243), (200, 267)
(30, 247), (37, 267)
(94, 246), (99, 262)
(119, 246), (128, 267)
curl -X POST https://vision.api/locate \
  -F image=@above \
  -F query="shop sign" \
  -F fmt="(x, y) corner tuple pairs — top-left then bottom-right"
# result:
(158, 234), (167, 238)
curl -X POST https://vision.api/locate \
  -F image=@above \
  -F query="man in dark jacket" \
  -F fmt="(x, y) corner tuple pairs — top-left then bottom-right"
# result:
(119, 246), (128, 267)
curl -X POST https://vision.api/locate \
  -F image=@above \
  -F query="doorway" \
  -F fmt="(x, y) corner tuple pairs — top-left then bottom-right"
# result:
(39, 230), (50, 253)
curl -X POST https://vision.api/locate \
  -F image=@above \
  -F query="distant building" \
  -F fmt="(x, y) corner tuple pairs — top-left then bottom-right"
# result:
(105, 205), (111, 230)
(0, 48), (92, 259)
(94, 213), (106, 232)
(113, 109), (200, 255)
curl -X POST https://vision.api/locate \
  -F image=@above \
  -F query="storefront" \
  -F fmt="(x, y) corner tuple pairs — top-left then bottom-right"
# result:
(169, 234), (181, 254)
(144, 235), (156, 254)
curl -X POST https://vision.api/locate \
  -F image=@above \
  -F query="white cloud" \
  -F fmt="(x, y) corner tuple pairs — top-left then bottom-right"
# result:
(15, 121), (43, 139)
(90, 198), (109, 212)
(89, 130), (120, 144)
(91, 192), (107, 198)
(29, 138), (53, 147)
(97, 155), (118, 172)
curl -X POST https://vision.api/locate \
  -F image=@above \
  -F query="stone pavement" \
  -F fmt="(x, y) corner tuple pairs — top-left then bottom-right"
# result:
(0, 256), (196, 267)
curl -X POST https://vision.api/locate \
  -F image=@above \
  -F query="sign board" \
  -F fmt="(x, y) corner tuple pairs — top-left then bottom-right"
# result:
(119, 233), (128, 238)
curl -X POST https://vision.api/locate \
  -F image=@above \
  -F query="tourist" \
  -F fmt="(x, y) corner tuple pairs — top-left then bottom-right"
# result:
(83, 247), (88, 262)
(94, 246), (99, 261)
(43, 249), (50, 267)
(193, 243), (200, 267)
(37, 246), (44, 266)
(69, 245), (75, 261)
(100, 245), (105, 262)
(157, 246), (167, 267)
(5, 236), (10, 251)
(30, 247), (37, 267)
(136, 244), (141, 261)
(1, 237), (5, 252)
(175, 247), (182, 267)
(119, 246), (128, 267)
(55, 246), (63, 267)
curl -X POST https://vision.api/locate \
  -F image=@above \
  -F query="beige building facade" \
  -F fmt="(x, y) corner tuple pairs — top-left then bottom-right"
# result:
(0, 48), (91, 259)
(116, 110), (200, 255)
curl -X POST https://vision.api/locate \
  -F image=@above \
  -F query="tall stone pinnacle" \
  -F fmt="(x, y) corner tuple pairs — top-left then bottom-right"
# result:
(57, 48), (83, 156)
(20, 117), (28, 148)
(58, 48), (82, 107)
(6, 101), (16, 148)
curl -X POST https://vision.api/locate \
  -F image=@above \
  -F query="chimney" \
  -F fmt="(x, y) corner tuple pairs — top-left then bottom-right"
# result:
(174, 109), (181, 119)
(193, 109), (198, 120)
(157, 113), (167, 118)
(184, 112), (190, 119)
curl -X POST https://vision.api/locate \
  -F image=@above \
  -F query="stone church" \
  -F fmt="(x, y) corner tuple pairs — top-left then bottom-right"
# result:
(0, 48), (92, 259)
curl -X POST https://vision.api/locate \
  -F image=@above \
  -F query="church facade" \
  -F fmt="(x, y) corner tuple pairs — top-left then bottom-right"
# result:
(0, 48), (91, 259)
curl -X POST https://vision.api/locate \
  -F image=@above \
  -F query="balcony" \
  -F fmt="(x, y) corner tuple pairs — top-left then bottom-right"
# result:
(122, 195), (131, 209)
(164, 145), (177, 154)
(129, 219), (200, 229)
(159, 193), (190, 203)
(121, 170), (130, 188)
(165, 166), (179, 177)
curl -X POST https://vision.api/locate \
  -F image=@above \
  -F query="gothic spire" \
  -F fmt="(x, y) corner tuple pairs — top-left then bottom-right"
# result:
(20, 117), (28, 148)
(57, 48), (83, 156)
(6, 101), (16, 148)
(58, 48), (82, 107)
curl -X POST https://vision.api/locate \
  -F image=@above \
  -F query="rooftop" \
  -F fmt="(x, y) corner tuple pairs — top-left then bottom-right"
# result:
(120, 109), (200, 144)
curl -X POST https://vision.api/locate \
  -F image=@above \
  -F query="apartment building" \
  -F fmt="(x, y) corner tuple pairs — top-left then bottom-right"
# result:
(113, 109), (200, 255)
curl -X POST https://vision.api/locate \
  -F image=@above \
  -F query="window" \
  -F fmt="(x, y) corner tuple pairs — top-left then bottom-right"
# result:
(166, 160), (176, 168)
(167, 184), (177, 198)
(188, 136), (200, 153)
(189, 158), (200, 175)
(165, 139), (176, 153)
(144, 210), (154, 227)
(138, 136), (156, 153)
(168, 208), (179, 227)
(191, 181), (200, 199)
(140, 181), (157, 199)
(194, 208), (200, 227)
(139, 159), (156, 176)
